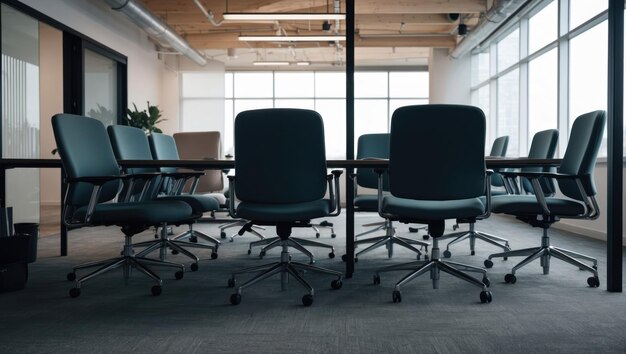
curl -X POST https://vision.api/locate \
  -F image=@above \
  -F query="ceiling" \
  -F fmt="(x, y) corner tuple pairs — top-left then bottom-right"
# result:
(140, 0), (493, 69)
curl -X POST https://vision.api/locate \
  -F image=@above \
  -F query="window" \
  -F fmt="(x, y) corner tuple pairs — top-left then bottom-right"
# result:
(497, 28), (519, 72)
(497, 69), (520, 157)
(528, 1), (558, 54)
(471, 50), (490, 86)
(221, 70), (429, 158)
(528, 48), (558, 144)
(569, 0), (607, 30)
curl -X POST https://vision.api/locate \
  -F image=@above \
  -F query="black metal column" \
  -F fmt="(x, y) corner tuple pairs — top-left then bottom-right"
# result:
(345, 0), (355, 278)
(607, 0), (623, 292)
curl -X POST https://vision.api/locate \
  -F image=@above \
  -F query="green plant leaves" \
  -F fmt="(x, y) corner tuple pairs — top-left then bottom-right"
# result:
(125, 101), (166, 134)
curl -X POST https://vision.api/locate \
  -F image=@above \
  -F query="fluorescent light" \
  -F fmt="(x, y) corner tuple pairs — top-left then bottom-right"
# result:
(296, 61), (310, 66)
(239, 35), (346, 42)
(252, 61), (290, 66)
(223, 13), (345, 21)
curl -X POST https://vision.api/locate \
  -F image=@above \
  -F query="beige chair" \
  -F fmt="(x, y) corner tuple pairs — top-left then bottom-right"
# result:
(173, 131), (265, 242)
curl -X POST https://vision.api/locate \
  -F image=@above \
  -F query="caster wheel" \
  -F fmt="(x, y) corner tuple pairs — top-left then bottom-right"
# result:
(416, 254), (421, 260)
(392, 290), (402, 303)
(453, 225), (459, 230)
(220, 232), (226, 239)
(373, 274), (381, 285)
(593, 265), (598, 270)
(230, 293), (242, 305)
(172, 249), (179, 255)
(424, 255), (430, 261)
(587, 276), (600, 288)
(175, 271), (184, 280)
(331, 233), (337, 238)
(151, 285), (162, 296)
(67, 272), (76, 281)
(503, 257), (508, 261)
(247, 249), (252, 255)
(422, 235), (430, 240)
(480, 290), (493, 303)
(482, 277), (491, 287)
(504, 273), (517, 284)
(259, 251), (266, 259)
(69, 288), (80, 298)
(471, 250), (475, 256)
(442, 250), (452, 258)
(315, 233), (320, 238)
(302, 294), (314, 307)
(484, 259), (493, 268)
(189, 236), (198, 243)
(331, 279), (343, 290)
(227, 278), (236, 288)
(341, 254), (348, 262)
(328, 252), (335, 259)
(211, 253), (218, 260)
(190, 263), (199, 272)
(354, 257), (359, 263)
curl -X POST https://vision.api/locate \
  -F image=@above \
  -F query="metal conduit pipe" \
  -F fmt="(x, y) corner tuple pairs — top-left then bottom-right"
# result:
(449, 0), (528, 59)
(105, 0), (207, 66)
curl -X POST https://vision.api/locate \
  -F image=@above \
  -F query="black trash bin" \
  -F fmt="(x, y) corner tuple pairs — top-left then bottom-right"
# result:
(13, 223), (39, 263)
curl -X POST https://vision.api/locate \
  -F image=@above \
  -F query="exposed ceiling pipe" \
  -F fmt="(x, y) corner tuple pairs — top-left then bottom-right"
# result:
(449, 0), (528, 59)
(193, 0), (223, 27)
(105, 0), (207, 66)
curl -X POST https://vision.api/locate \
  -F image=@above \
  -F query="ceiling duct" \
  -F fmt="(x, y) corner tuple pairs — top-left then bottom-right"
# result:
(105, 0), (207, 66)
(449, 0), (528, 59)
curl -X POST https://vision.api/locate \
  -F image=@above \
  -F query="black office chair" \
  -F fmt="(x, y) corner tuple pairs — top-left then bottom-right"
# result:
(442, 130), (559, 258)
(52, 114), (194, 297)
(226, 108), (343, 306)
(489, 135), (509, 193)
(347, 133), (429, 262)
(108, 125), (219, 268)
(148, 132), (222, 258)
(373, 104), (493, 303)
(484, 111), (605, 287)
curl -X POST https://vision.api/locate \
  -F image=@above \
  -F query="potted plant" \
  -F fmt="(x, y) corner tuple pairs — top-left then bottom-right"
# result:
(126, 101), (166, 134)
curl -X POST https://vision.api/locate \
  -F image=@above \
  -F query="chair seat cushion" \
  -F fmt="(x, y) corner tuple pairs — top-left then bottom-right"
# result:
(491, 195), (586, 216)
(204, 192), (227, 206)
(158, 194), (219, 212)
(354, 195), (378, 211)
(382, 196), (485, 221)
(75, 200), (192, 226)
(236, 199), (331, 223)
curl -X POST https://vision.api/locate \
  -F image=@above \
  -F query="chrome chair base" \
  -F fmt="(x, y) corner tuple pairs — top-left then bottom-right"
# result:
(354, 220), (430, 260)
(249, 236), (335, 264)
(311, 220), (336, 238)
(441, 222), (510, 257)
(228, 242), (343, 306)
(374, 238), (492, 303)
(67, 235), (185, 297)
(485, 229), (599, 286)
(220, 220), (266, 242)
(133, 225), (216, 267)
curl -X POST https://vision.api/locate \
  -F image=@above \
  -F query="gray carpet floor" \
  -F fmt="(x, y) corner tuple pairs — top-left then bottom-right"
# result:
(0, 214), (625, 354)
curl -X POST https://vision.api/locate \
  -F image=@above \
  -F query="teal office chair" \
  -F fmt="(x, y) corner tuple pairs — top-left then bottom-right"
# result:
(52, 114), (193, 297)
(346, 133), (429, 262)
(442, 130), (559, 258)
(373, 105), (493, 303)
(484, 111), (605, 287)
(227, 108), (343, 306)
(107, 125), (219, 268)
(489, 135), (509, 192)
(148, 132), (222, 258)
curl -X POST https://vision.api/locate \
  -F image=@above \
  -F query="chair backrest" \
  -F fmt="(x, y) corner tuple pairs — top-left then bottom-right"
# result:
(234, 108), (327, 204)
(356, 133), (390, 191)
(489, 135), (509, 187)
(173, 131), (224, 193)
(148, 133), (179, 174)
(521, 129), (559, 194)
(107, 125), (156, 174)
(558, 110), (606, 200)
(389, 105), (486, 201)
(51, 114), (122, 207)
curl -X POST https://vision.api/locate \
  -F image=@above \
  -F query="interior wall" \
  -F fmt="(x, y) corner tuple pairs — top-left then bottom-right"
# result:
(428, 48), (471, 105)
(39, 23), (63, 206)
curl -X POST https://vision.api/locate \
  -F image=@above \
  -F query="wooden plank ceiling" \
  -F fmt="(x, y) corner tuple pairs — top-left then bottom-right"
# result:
(140, 0), (490, 68)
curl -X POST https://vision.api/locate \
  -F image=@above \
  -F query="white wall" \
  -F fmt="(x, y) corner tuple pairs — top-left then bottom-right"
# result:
(428, 48), (471, 105)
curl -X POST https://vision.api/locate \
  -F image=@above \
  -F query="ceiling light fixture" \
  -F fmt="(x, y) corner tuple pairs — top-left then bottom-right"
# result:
(252, 61), (290, 66)
(239, 35), (346, 42)
(223, 13), (345, 21)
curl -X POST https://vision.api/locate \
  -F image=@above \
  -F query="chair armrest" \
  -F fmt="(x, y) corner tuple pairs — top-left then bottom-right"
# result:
(327, 170), (343, 216)
(67, 175), (124, 185)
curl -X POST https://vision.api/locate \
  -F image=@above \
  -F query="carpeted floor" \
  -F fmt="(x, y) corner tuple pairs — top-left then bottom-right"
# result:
(0, 214), (624, 353)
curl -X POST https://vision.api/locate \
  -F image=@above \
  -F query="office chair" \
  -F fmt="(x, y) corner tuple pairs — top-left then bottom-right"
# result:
(373, 105), (493, 303)
(172, 131), (267, 243)
(107, 125), (219, 268)
(442, 130), (558, 258)
(343, 133), (429, 262)
(52, 114), (194, 297)
(148, 132), (221, 260)
(227, 108), (343, 306)
(484, 111), (605, 287)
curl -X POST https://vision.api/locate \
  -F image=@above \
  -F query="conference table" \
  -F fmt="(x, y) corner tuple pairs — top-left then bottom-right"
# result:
(0, 157), (562, 278)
